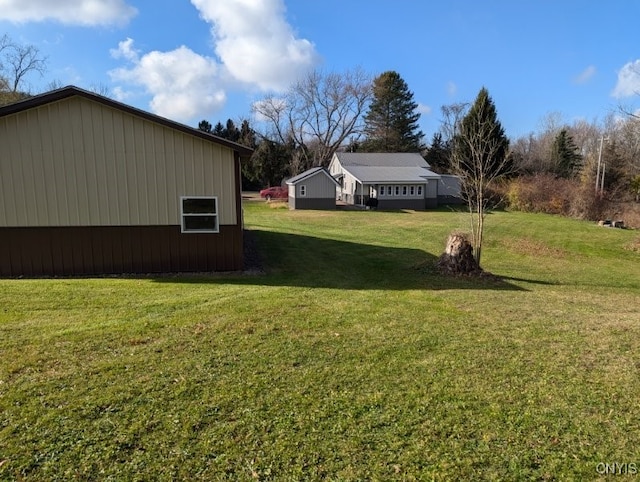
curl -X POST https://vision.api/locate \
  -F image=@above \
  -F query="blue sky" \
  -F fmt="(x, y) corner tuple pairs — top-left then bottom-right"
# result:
(1, 0), (639, 140)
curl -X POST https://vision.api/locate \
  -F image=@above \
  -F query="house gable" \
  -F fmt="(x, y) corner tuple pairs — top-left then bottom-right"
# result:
(0, 86), (251, 276)
(0, 87), (248, 228)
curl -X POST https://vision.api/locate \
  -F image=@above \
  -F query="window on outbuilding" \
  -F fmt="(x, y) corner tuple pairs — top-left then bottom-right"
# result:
(300, 185), (307, 197)
(180, 196), (219, 233)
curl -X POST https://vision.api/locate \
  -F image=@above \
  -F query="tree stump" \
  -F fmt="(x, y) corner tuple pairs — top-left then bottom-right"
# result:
(436, 233), (481, 275)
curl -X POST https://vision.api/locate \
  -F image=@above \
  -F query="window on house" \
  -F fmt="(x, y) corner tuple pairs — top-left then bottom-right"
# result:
(417, 185), (423, 196)
(410, 186), (415, 196)
(395, 186), (400, 196)
(300, 185), (307, 197)
(402, 186), (408, 196)
(180, 196), (219, 233)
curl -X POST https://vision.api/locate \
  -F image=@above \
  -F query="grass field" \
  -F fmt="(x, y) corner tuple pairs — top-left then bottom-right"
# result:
(1, 201), (639, 480)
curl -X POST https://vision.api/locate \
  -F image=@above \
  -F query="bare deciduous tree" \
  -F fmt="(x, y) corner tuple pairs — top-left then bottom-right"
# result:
(440, 102), (469, 142)
(0, 34), (47, 94)
(450, 88), (511, 268)
(253, 68), (372, 174)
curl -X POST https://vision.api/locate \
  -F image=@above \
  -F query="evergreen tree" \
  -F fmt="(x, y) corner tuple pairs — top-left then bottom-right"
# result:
(238, 120), (257, 149)
(250, 140), (290, 187)
(361, 71), (424, 152)
(551, 128), (582, 178)
(451, 87), (510, 267)
(238, 120), (260, 190)
(224, 119), (240, 142)
(198, 120), (212, 133)
(424, 132), (452, 173)
(212, 122), (225, 137)
(453, 88), (510, 183)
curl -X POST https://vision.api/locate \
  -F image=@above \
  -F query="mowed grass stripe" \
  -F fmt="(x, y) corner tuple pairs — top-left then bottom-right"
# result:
(0, 202), (639, 480)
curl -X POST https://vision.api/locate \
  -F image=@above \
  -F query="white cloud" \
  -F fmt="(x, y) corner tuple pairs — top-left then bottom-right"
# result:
(109, 41), (226, 122)
(109, 0), (320, 123)
(417, 103), (432, 115)
(190, 0), (320, 92)
(0, 0), (137, 26)
(110, 38), (139, 62)
(612, 60), (640, 98)
(574, 65), (596, 84)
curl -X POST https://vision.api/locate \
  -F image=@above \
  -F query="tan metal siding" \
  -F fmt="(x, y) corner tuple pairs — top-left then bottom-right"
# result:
(0, 96), (238, 227)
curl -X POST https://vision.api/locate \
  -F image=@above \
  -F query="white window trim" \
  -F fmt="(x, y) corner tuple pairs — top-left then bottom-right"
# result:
(180, 196), (219, 233)
(299, 185), (307, 197)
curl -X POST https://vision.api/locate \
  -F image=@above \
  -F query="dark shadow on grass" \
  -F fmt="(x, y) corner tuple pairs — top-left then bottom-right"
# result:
(500, 276), (559, 286)
(153, 229), (527, 291)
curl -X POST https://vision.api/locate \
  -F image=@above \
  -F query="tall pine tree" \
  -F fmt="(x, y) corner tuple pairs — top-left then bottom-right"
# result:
(361, 71), (424, 152)
(550, 128), (582, 178)
(424, 132), (452, 173)
(450, 87), (510, 267)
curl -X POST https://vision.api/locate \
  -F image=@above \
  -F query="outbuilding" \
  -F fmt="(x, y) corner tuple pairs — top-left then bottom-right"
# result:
(0, 86), (252, 276)
(286, 167), (340, 210)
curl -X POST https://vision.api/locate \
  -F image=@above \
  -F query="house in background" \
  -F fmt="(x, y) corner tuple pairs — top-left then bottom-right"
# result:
(286, 167), (340, 210)
(329, 152), (460, 210)
(0, 86), (252, 277)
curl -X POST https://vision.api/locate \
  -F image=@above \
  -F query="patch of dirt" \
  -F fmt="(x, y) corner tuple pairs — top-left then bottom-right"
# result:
(501, 237), (568, 259)
(625, 236), (640, 253)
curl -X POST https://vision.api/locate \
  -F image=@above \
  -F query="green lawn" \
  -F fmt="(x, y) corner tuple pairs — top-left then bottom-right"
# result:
(1, 202), (639, 480)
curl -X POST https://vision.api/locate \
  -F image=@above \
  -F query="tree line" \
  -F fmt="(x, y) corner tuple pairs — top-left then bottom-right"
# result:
(3, 32), (638, 265)
(200, 68), (428, 189)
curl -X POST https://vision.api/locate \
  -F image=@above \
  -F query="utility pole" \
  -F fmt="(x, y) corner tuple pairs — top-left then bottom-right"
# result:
(595, 135), (608, 194)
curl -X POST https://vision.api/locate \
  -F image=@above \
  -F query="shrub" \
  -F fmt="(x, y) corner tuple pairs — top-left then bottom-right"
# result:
(505, 174), (608, 221)
(506, 174), (572, 215)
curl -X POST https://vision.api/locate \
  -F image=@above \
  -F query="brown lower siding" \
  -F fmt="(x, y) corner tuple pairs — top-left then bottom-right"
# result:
(0, 224), (243, 277)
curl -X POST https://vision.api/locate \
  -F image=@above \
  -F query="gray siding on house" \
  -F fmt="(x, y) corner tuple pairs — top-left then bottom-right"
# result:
(437, 175), (463, 204)
(294, 171), (337, 198)
(287, 167), (338, 210)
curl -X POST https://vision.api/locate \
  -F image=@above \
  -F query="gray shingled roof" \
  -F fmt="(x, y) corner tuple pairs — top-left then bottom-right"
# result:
(286, 167), (340, 185)
(346, 166), (440, 183)
(335, 152), (430, 168)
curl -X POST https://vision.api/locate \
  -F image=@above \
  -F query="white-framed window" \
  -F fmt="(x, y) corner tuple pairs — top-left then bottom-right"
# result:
(180, 196), (219, 233)
(402, 186), (408, 196)
(395, 186), (400, 196)
(410, 186), (415, 196)
(417, 185), (423, 196)
(300, 185), (307, 197)
(379, 186), (385, 196)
